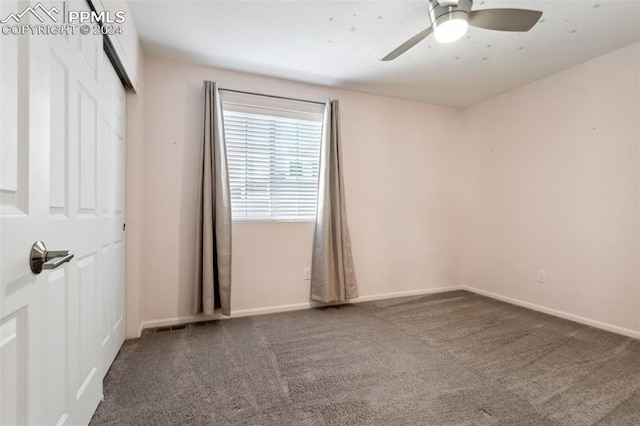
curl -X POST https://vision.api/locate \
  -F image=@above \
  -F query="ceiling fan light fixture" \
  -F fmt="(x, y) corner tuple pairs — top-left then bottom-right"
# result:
(433, 12), (469, 43)
(381, 0), (541, 61)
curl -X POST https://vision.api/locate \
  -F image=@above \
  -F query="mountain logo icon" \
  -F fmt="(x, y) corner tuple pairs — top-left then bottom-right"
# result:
(0, 3), (59, 24)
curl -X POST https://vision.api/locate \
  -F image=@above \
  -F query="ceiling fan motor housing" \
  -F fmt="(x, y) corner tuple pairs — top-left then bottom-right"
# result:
(429, 0), (472, 27)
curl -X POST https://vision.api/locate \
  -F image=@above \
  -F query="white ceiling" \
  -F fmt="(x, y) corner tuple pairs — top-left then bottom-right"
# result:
(128, 0), (640, 107)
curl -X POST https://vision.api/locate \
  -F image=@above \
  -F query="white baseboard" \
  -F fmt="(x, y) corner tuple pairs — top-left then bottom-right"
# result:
(137, 315), (221, 336)
(135, 285), (640, 340)
(462, 285), (640, 340)
(352, 285), (463, 303)
(136, 285), (463, 336)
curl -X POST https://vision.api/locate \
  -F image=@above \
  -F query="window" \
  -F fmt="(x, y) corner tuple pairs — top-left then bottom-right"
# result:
(222, 92), (323, 222)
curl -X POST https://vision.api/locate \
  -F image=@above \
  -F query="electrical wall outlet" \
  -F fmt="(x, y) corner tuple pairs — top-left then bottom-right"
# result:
(304, 267), (311, 280)
(537, 269), (546, 283)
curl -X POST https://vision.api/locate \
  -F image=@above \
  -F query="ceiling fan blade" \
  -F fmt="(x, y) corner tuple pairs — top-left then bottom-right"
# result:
(381, 27), (433, 61)
(469, 9), (542, 32)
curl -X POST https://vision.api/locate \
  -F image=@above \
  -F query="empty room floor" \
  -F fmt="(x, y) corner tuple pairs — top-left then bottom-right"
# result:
(90, 291), (640, 425)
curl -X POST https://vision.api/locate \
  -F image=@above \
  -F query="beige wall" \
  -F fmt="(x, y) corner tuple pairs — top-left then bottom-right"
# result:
(128, 42), (640, 337)
(137, 56), (464, 329)
(461, 42), (640, 331)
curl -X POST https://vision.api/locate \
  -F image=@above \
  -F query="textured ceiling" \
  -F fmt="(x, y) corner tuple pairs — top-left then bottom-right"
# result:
(128, 0), (640, 107)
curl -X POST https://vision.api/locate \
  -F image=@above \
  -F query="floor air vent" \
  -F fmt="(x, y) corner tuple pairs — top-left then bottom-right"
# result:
(155, 324), (187, 333)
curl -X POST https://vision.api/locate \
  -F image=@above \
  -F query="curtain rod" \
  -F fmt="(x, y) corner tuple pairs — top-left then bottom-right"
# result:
(219, 88), (326, 106)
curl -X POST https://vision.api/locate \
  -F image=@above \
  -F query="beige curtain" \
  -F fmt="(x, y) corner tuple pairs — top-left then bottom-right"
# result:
(194, 81), (232, 315)
(310, 100), (358, 303)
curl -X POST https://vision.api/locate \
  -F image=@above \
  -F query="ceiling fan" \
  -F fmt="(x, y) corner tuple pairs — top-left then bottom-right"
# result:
(381, 0), (543, 61)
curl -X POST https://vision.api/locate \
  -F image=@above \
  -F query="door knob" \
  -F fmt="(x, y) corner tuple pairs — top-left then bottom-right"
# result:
(30, 241), (74, 274)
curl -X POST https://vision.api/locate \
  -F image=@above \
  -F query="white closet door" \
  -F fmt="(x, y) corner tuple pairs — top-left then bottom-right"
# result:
(98, 46), (127, 377)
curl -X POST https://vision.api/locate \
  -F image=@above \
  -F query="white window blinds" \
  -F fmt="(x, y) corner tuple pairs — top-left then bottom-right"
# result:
(222, 99), (323, 222)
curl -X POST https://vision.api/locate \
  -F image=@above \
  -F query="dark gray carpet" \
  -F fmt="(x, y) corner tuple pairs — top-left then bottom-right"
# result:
(90, 291), (640, 425)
